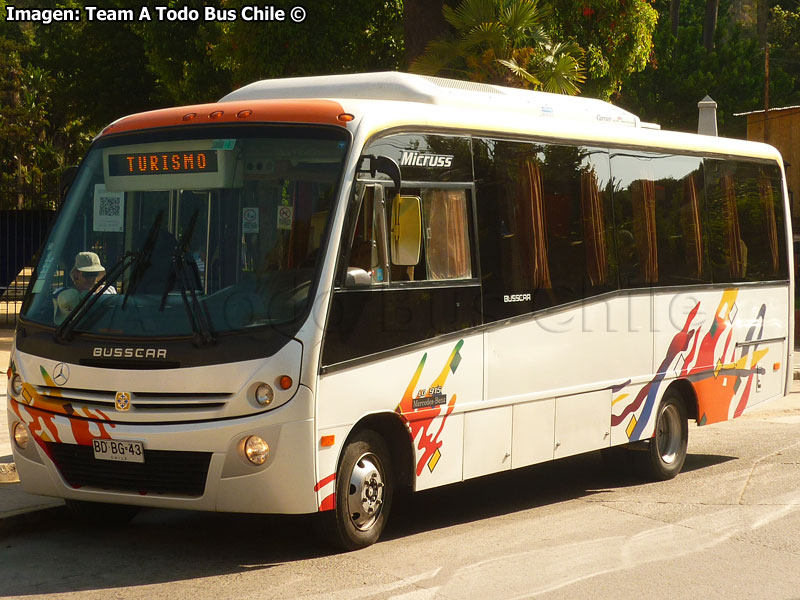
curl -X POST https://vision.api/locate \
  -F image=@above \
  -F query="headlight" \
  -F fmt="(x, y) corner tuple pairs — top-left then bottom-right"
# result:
(10, 374), (23, 397)
(254, 383), (274, 406)
(13, 423), (29, 449)
(243, 435), (269, 465)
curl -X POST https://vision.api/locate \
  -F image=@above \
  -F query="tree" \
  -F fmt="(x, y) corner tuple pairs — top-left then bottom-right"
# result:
(548, 0), (658, 99)
(404, 0), (450, 66)
(409, 0), (586, 95)
(212, 0), (403, 90)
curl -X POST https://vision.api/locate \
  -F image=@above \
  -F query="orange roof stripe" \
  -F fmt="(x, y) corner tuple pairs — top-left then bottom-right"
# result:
(99, 99), (348, 137)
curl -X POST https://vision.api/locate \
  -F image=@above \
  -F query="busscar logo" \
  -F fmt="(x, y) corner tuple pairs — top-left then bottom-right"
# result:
(93, 347), (167, 359)
(400, 151), (454, 168)
(504, 293), (532, 303)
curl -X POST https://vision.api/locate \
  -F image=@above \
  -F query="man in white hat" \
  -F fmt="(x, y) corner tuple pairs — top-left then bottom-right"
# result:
(70, 251), (115, 294)
(53, 251), (116, 324)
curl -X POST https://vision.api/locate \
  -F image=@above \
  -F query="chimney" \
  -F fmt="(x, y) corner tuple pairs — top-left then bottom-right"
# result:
(698, 95), (718, 136)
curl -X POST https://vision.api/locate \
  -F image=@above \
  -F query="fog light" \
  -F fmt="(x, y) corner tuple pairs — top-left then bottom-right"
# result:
(13, 423), (29, 450)
(10, 374), (23, 397)
(255, 383), (274, 406)
(244, 435), (269, 465)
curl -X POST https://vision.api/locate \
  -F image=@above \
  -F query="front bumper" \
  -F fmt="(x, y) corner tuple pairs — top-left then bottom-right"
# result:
(7, 385), (318, 514)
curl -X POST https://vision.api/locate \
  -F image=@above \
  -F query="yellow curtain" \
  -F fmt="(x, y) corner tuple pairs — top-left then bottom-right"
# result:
(581, 169), (608, 286)
(423, 189), (471, 280)
(758, 173), (780, 274)
(682, 174), (703, 279)
(631, 178), (658, 283)
(721, 174), (744, 278)
(526, 160), (552, 289)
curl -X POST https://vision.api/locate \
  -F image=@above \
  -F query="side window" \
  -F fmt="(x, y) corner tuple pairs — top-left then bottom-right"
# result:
(343, 184), (389, 286)
(705, 160), (788, 282)
(388, 188), (473, 282)
(611, 151), (709, 287)
(611, 151), (659, 288)
(475, 138), (615, 322)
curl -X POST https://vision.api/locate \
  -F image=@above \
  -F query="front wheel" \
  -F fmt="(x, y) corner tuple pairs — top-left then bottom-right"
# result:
(324, 430), (393, 551)
(639, 391), (688, 481)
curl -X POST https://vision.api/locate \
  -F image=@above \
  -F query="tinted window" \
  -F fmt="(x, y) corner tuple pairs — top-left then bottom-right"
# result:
(475, 138), (615, 322)
(705, 159), (788, 282)
(611, 151), (709, 287)
(364, 133), (472, 183)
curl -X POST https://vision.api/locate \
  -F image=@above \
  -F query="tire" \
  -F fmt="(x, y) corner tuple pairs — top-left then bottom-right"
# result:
(324, 430), (393, 551)
(65, 499), (139, 526)
(638, 390), (688, 481)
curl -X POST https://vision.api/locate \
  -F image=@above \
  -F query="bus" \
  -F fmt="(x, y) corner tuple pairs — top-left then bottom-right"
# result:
(6, 72), (793, 550)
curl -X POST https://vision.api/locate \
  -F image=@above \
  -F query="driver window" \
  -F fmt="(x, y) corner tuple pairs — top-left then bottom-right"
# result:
(345, 185), (388, 286)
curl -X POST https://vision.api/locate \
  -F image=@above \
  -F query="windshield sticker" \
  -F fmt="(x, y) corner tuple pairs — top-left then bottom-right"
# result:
(212, 139), (237, 151)
(242, 207), (260, 234)
(277, 205), (293, 231)
(93, 184), (125, 232)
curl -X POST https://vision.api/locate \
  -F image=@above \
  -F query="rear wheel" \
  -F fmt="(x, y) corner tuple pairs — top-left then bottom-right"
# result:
(639, 391), (688, 481)
(324, 430), (393, 551)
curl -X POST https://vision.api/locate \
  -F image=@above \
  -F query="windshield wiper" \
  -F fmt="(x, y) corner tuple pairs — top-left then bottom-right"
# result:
(55, 211), (164, 341)
(122, 210), (164, 308)
(160, 209), (215, 345)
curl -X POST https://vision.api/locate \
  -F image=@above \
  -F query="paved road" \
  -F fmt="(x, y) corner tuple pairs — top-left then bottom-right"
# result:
(3, 393), (800, 599)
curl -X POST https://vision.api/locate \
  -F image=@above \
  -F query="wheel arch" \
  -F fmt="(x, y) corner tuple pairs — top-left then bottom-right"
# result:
(665, 378), (699, 423)
(342, 411), (415, 491)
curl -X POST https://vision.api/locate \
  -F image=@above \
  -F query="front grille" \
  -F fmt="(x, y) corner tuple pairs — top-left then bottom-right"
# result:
(46, 443), (212, 497)
(35, 386), (232, 412)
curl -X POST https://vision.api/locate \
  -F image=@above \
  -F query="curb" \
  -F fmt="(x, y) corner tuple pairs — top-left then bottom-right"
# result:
(0, 463), (19, 483)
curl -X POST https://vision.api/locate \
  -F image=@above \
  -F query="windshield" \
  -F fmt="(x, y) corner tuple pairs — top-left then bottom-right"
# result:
(22, 124), (349, 338)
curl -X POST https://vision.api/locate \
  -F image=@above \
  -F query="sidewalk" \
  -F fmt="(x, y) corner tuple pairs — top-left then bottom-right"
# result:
(0, 328), (65, 530)
(1, 326), (800, 531)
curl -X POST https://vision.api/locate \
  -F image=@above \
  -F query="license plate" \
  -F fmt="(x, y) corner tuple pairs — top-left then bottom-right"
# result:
(92, 439), (145, 463)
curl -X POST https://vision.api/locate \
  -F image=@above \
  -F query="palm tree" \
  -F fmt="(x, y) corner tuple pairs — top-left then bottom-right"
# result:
(409, 0), (585, 95)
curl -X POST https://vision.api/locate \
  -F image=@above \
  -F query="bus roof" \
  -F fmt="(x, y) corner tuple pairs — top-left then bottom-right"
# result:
(220, 71), (642, 130)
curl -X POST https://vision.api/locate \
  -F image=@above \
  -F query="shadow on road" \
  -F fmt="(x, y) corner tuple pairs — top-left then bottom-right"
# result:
(0, 449), (736, 597)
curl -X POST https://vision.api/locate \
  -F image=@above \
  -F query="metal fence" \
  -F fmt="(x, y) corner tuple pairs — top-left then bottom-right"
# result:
(1, 209), (57, 327)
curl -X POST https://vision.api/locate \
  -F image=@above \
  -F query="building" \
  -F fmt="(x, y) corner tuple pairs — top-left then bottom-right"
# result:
(735, 105), (800, 230)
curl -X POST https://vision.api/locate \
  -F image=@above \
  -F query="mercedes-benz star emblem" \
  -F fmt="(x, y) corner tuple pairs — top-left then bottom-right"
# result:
(53, 363), (70, 386)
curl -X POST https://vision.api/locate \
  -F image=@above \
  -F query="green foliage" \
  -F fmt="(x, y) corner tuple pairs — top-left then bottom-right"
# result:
(616, 0), (800, 137)
(409, 0), (586, 95)
(213, 0), (403, 88)
(548, 0), (658, 99)
(0, 1), (403, 209)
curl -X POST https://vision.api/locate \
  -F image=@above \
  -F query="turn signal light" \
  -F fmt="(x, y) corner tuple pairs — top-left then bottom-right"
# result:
(337, 113), (355, 122)
(773, 362), (781, 371)
(278, 375), (293, 390)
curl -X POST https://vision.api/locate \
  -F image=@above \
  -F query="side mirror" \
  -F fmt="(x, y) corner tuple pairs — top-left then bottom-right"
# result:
(391, 195), (421, 266)
(358, 155), (402, 191)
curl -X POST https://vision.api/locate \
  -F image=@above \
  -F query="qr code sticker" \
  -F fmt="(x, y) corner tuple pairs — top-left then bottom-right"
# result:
(99, 195), (121, 217)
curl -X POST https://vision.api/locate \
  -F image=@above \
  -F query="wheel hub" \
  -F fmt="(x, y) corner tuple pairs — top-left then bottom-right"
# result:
(347, 453), (385, 531)
(657, 403), (681, 464)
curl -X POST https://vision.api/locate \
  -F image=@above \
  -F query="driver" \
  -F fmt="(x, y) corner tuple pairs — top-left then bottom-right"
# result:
(53, 251), (116, 324)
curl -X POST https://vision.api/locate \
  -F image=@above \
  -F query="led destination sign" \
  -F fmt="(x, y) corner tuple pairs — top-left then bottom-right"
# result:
(108, 151), (218, 176)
